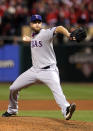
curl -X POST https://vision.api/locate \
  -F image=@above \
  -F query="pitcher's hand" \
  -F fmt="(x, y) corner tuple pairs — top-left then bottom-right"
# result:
(23, 36), (31, 42)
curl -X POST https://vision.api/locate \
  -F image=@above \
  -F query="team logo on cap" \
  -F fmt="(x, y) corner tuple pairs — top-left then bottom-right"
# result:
(35, 15), (39, 19)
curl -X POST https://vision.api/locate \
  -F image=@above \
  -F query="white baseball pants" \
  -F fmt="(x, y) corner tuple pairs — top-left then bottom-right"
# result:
(7, 65), (70, 117)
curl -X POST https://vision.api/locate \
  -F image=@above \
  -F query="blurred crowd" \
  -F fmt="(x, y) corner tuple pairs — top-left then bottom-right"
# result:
(31, 0), (93, 27)
(0, 0), (28, 37)
(0, 0), (93, 45)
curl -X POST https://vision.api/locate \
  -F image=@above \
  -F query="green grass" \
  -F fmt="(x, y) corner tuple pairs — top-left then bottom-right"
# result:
(62, 83), (93, 100)
(0, 83), (93, 100)
(0, 110), (93, 122)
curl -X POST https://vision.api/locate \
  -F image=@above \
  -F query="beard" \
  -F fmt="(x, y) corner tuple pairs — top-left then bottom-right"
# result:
(31, 27), (41, 33)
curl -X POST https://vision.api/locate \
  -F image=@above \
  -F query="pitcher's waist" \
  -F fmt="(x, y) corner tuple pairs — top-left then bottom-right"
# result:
(32, 64), (57, 69)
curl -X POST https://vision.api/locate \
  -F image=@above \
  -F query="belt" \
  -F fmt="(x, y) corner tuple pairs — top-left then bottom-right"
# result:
(41, 66), (50, 69)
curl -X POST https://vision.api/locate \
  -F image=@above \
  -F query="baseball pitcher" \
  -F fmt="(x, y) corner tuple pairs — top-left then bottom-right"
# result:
(2, 14), (86, 120)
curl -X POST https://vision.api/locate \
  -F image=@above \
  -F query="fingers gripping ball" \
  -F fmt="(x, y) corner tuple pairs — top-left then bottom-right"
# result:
(70, 27), (87, 42)
(23, 36), (31, 42)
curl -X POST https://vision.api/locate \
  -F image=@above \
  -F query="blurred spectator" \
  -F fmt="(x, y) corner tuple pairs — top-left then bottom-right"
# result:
(0, 0), (28, 44)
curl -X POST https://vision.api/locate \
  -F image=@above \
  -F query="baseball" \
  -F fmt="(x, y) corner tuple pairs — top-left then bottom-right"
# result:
(23, 36), (26, 41)
(23, 36), (31, 42)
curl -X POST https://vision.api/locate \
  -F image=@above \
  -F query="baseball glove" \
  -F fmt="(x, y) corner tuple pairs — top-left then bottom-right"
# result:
(70, 27), (87, 42)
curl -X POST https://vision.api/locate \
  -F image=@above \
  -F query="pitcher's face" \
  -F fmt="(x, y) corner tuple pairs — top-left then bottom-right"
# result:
(30, 20), (42, 32)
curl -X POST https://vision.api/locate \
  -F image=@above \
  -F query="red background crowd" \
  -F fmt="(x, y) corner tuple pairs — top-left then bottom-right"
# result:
(0, 0), (93, 43)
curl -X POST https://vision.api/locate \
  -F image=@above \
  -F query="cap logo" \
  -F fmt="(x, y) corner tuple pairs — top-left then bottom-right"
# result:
(35, 15), (39, 19)
(31, 14), (42, 22)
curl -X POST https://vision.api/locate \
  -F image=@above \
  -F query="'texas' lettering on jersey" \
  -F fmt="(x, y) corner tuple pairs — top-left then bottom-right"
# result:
(31, 40), (42, 48)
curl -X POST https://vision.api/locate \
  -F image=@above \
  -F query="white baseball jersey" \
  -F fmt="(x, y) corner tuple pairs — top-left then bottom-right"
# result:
(31, 27), (56, 68)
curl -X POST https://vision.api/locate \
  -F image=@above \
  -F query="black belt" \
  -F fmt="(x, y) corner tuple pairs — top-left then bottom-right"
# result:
(41, 66), (50, 69)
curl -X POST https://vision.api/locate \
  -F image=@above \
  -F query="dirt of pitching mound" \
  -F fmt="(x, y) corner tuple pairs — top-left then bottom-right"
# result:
(0, 100), (93, 111)
(0, 117), (93, 131)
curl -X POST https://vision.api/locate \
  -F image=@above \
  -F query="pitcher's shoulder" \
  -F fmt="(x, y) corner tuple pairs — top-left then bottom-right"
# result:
(41, 28), (55, 32)
(40, 28), (50, 35)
